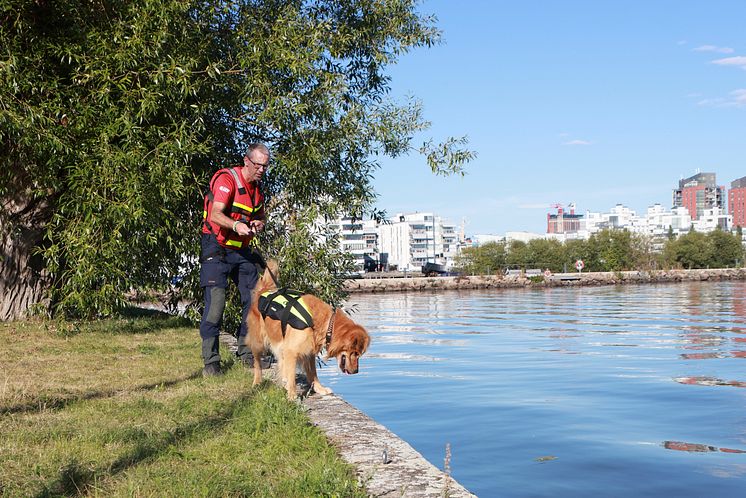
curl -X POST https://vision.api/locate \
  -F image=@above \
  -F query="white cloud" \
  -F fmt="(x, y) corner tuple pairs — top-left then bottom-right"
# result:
(693, 45), (734, 54)
(711, 56), (746, 69)
(697, 97), (724, 107)
(563, 139), (592, 146)
(697, 89), (746, 108)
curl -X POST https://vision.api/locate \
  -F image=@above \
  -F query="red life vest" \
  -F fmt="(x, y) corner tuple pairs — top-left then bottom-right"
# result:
(202, 167), (264, 249)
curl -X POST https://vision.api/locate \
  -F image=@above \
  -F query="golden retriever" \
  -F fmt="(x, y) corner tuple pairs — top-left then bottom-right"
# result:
(245, 261), (370, 399)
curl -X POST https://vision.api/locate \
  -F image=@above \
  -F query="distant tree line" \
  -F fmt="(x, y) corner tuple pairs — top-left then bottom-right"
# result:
(454, 228), (745, 275)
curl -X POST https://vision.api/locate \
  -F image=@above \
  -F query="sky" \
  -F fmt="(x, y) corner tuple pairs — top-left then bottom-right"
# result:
(372, 0), (746, 236)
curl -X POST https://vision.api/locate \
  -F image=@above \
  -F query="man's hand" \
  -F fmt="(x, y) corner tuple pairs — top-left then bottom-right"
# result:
(234, 221), (253, 236)
(250, 220), (265, 233)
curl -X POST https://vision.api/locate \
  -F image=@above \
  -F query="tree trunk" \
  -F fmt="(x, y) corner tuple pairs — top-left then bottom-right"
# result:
(0, 195), (53, 321)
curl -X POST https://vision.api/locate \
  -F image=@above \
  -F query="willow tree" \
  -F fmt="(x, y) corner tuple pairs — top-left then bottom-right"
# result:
(0, 0), (472, 320)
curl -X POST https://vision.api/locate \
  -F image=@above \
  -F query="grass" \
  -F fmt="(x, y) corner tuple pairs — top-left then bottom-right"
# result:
(0, 315), (366, 497)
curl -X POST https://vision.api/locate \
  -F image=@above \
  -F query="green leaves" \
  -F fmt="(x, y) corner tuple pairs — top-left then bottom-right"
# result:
(2, 0), (472, 319)
(663, 228), (744, 269)
(420, 136), (475, 177)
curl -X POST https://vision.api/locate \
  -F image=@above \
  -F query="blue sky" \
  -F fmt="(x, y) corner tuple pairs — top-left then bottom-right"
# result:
(372, 0), (746, 235)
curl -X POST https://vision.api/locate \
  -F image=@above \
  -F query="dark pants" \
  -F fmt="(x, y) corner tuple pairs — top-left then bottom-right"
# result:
(199, 234), (260, 365)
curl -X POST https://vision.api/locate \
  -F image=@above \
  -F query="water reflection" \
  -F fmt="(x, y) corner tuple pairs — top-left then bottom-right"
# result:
(663, 441), (746, 453)
(324, 281), (746, 497)
(674, 376), (746, 388)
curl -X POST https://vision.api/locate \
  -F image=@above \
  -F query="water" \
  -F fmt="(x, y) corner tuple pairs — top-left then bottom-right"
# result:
(318, 281), (746, 497)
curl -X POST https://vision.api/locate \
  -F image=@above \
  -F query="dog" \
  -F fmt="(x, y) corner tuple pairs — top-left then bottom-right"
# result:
(245, 260), (370, 400)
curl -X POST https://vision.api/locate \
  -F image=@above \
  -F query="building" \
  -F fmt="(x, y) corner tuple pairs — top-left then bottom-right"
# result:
(473, 234), (504, 246)
(377, 212), (460, 271)
(729, 176), (746, 228)
(581, 204), (639, 235)
(546, 203), (583, 234)
(692, 207), (731, 232)
(673, 172), (724, 221)
(640, 204), (692, 237)
(331, 216), (379, 271)
(505, 231), (545, 244)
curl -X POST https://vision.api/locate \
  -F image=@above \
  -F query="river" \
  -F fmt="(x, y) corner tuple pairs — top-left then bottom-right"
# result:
(318, 281), (746, 497)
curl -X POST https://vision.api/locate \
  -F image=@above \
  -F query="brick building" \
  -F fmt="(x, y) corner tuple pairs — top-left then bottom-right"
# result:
(729, 176), (746, 228)
(672, 172), (724, 220)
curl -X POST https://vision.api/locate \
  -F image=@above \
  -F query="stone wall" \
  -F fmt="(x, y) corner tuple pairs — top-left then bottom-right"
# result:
(344, 268), (746, 293)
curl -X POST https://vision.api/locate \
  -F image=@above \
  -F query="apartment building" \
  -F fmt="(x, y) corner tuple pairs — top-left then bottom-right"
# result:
(692, 207), (731, 232)
(729, 176), (746, 228)
(331, 212), (460, 272)
(331, 216), (379, 271)
(377, 212), (459, 271)
(673, 172), (725, 220)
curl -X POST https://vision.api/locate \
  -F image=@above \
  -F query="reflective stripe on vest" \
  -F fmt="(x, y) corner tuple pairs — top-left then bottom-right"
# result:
(203, 167), (263, 249)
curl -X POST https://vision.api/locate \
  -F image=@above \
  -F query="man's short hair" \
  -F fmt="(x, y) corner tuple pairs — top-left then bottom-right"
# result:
(245, 143), (269, 158)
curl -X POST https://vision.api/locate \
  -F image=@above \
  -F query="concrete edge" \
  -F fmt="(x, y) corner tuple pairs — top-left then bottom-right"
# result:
(220, 333), (476, 497)
(303, 391), (475, 498)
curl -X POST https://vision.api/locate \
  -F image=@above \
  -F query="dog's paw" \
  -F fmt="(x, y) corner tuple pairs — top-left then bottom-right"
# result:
(313, 384), (333, 396)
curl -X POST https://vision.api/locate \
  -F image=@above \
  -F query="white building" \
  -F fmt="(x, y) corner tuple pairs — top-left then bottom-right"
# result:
(473, 234), (505, 246)
(582, 204), (639, 234)
(637, 204), (692, 237)
(692, 207), (731, 233)
(377, 212), (460, 271)
(505, 231), (545, 244)
(330, 216), (378, 271)
(580, 203), (695, 239)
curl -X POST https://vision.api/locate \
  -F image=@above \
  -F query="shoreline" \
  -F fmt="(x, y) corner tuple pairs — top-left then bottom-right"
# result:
(344, 268), (746, 293)
(219, 332), (476, 497)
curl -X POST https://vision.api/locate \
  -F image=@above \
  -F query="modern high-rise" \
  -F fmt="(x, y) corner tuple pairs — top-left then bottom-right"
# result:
(672, 172), (724, 220)
(729, 176), (746, 228)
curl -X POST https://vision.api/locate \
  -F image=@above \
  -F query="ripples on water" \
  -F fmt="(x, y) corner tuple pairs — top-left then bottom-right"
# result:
(318, 281), (746, 497)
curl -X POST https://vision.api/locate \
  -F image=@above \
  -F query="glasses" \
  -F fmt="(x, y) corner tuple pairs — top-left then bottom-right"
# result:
(247, 157), (270, 169)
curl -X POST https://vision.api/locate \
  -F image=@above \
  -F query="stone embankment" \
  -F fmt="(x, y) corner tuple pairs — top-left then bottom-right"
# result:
(344, 268), (746, 293)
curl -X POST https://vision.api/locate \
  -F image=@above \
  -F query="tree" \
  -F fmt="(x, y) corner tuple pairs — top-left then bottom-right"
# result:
(664, 231), (710, 269)
(454, 241), (506, 275)
(525, 238), (565, 272)
(585, 229), (638, 271)
(505, 240), (530, 270)
(1, 0), (473, 320)
(563, 238), (588, 273)
(707, 228), (743, 268)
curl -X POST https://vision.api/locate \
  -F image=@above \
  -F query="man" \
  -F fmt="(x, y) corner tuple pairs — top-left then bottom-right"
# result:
(199, 143), (269, 376)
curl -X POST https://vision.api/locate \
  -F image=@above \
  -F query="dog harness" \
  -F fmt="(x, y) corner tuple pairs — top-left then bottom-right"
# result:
(258, 289), (314, 336)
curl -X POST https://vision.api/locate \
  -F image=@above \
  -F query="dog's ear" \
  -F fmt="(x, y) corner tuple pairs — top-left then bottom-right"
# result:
(329, 323), (370, 357)
(359, 327), (371, 353)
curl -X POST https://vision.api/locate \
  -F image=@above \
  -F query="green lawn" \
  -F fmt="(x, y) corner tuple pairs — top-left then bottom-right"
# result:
(0, 315), (366, 497)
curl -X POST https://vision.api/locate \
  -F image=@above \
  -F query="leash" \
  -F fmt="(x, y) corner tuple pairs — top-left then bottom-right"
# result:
(251, 247), (280, 287)
(325, 307), (337, 350)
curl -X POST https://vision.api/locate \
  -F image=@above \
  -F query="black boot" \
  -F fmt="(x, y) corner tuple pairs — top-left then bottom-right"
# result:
(202, 362), (223, 377)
